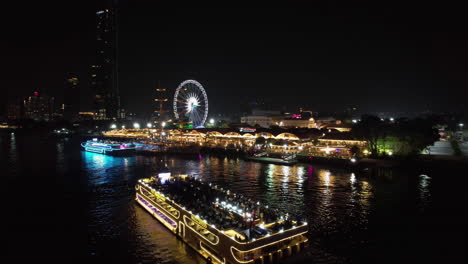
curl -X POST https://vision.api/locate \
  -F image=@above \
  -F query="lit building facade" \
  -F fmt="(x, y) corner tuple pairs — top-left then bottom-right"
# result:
(241, 116), (273, 128)
(7, 101), (22, 120)
(315, 117), (342, 129)
(23, 92), (54, 121)
(277, 118), (316, 128)
(324, 123), (353, 132)
(103, 128), (366, 159)
(77, 112), (95, 121)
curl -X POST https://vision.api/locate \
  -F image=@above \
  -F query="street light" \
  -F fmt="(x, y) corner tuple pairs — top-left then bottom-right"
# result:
(122, 125), (125, 129)
(209, 118), (215, 124)
(390, 117), (394, 122)
(133, 123), (140, 129)
(147, 123), (152, 128)
(162, 122), (166, 128)
(110, 124), (117, 129)
(460, 123), (464, 129)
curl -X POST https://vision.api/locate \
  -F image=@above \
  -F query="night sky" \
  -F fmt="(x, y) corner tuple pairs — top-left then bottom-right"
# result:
(3, 2), (468, 117)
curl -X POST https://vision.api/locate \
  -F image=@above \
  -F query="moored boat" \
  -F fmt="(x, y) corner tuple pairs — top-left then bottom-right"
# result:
(135, 172), (308, 264)
(244, 152), (298, 165)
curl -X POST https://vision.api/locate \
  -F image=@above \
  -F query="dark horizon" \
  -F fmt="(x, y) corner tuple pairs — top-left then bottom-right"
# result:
(3, 2), (468, 117)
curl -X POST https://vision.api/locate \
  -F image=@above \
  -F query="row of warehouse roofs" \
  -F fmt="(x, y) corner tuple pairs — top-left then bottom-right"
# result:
(179, 130), (302, 140)
(104, 129), (305, 140)
(194, 126), (354, 139)
(188, 129), (363, 143)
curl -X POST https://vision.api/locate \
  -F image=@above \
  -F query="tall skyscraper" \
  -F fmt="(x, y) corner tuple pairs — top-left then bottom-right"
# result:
(63, 75), (80, 121)
(91, 4), (120, 120)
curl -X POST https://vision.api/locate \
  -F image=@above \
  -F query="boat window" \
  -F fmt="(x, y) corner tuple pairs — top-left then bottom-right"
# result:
(140, 187), (180, 218)
(200, 242), (223, 263)
(184, 216), (219, 245)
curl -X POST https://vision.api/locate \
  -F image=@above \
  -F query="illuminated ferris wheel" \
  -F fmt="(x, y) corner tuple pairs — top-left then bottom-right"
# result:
(173, 80), (208, 128)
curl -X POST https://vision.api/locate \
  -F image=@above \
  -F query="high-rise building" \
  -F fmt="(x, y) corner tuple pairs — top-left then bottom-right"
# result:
(23, 92), (54, 121)
(63, 75), (80, 120)
(7, 100), (22, 121)
(91, 5), (120, 120)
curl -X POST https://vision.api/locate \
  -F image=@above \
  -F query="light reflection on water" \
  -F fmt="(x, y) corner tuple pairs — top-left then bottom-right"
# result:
(82, 151), (135, 185)
(131, 206), (207, 264)
(4, 133), (460, 263)
(7, 132), (17, 178)
(56, 140), (65, 174)
(418, 174), (432, 211)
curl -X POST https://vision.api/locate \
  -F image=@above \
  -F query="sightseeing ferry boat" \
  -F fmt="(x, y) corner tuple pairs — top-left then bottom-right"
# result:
(81, 139), (136, 155)
(135, 172), (308, 264)
(245, 152), (298, 166)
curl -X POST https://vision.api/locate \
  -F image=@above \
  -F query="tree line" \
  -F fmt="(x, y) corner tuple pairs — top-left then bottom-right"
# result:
(352, 115), (440, 157)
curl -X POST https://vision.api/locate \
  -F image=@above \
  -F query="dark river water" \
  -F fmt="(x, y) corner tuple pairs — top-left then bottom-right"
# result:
(2, 131), (466, 263)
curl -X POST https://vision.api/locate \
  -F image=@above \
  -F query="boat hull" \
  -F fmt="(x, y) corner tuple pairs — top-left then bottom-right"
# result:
(244, 156), (298, 166)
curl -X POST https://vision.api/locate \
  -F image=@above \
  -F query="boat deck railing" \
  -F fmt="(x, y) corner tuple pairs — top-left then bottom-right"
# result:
(139, 175), (306, 242)
(84, 140), (136, 149)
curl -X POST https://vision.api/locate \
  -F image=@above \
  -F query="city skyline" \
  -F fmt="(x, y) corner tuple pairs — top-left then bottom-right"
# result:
(3, 3), (468, 263)
(3, 2), (468, 117)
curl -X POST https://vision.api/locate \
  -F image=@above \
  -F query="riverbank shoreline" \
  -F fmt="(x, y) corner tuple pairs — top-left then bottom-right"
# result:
(79, 134), (468, 170)
(139, 146), (468, 171)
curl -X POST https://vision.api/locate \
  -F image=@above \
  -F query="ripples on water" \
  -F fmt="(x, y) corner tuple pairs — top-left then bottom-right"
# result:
(3, 132), (466, 263)
(80, 154), (381, 263)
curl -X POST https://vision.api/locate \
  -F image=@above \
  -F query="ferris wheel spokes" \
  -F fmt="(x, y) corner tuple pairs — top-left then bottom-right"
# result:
(173, 80), (208, 128)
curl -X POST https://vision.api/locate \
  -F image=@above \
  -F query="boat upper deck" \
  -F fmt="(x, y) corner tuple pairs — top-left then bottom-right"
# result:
(138, 174), (307, 242)
(83, 140), (135, 149)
